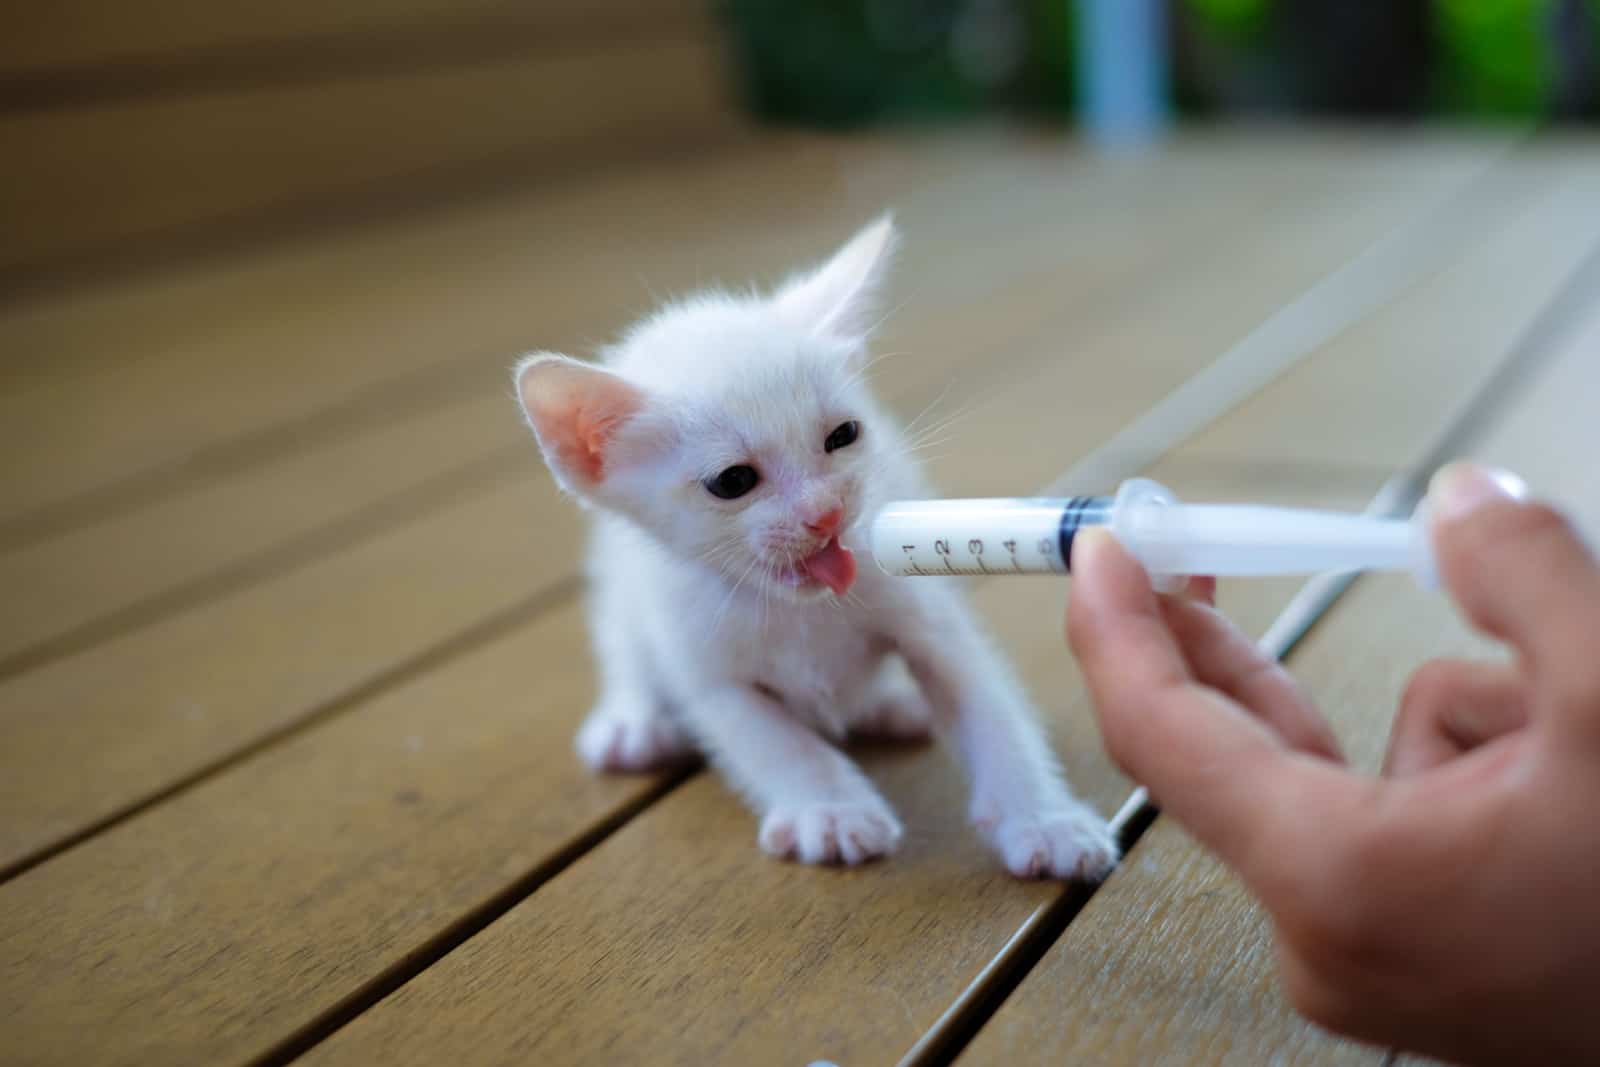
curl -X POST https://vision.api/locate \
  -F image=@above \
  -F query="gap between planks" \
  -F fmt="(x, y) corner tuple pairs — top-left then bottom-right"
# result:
(0, 355), (500, 553)
(242, 760), (701, 1067)
(0, 444), (529, 680)
(896, 218), (1600, 1067)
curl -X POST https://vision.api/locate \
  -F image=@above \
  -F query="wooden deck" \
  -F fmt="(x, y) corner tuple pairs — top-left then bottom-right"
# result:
(3, 128), (1598, 1067)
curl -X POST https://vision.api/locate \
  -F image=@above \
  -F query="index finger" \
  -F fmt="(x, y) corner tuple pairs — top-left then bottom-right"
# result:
(1067, 528), (1359, 876)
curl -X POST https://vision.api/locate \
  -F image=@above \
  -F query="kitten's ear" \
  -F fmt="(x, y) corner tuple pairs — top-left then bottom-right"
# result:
(513, 353), (654, 494)
(774, 213), (898, 342)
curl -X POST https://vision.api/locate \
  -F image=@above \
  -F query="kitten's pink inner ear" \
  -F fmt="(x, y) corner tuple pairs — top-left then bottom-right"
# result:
(520, 360), (646, 485)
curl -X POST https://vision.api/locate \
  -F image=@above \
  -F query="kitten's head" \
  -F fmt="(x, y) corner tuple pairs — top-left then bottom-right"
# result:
(514, 215), (899, 602)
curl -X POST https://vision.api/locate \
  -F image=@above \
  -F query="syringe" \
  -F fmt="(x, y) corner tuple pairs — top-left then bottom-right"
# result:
(869, 478), (1438, 592)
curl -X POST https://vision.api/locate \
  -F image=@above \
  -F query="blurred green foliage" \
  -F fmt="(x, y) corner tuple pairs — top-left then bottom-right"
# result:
(1186, 0), (1270, 42)
(717, 0), (1599, 125)
(718, 1), (1077, 126)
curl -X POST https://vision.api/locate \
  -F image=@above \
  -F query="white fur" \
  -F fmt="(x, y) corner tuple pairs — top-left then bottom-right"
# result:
(513, 216), (1117, 879)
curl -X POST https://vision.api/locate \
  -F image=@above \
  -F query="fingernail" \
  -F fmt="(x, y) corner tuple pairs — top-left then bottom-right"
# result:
(1428, 462), (1528, 522)
(1071, 526), (1116, 573)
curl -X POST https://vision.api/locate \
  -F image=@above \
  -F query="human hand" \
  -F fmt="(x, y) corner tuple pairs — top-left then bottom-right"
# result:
(1066, 463), (1600, 1065)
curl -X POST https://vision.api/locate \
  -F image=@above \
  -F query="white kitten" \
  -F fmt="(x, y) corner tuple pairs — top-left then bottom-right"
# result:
(513, 216), (1117, 879)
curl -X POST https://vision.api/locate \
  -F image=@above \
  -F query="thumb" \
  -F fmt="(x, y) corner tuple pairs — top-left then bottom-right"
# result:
(1429, 462), (1600, 735)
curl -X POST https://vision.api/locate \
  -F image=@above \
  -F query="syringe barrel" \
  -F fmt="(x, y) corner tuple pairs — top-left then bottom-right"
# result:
(870, 498), (1111, 577)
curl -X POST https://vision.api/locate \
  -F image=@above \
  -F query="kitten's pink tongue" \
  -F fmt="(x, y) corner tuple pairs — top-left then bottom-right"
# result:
(799, 538), (857, 596)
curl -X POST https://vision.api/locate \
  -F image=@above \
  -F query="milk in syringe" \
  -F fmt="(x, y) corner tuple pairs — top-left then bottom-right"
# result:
(870, 478), (1439, 591)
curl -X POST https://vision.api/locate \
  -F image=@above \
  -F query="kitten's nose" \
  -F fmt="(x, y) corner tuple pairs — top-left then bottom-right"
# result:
(804, 507), (844, 538)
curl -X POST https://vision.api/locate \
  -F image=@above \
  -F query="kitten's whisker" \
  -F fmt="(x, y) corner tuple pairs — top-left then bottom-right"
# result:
(697, 542), (747, 582)
(837, 349), (904, 393)
(897, 381), (966, 441)
(903, 401), (977, 448)
(710, 554), (763, 634)
(862, 294), (912, 339)
(903, 430), (960, 451)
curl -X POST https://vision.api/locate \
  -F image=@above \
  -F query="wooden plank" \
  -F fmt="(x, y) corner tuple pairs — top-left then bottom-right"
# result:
(0, 136), (1488, 878)
(955, 213), (1600, 1065)
(0, 138), (1494, 1066)
(1, 0), (704, 79)
(292, 152), (1586, 1067)
(0, 33), (734, 276)
(0, 133), (1462, 672)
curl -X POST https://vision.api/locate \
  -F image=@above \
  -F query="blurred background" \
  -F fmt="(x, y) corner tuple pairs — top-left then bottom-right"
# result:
(4, 0), (1599, 297)
(724, 0), (1600, 129)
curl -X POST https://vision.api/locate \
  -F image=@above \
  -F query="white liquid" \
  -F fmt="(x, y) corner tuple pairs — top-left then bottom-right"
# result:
(870, 499), (1077, 577)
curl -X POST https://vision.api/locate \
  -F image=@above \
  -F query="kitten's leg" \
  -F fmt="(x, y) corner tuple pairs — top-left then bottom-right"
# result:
(847, 655), (934, 743)
(576, 605), (695, 774)
(891, 585), (1118, 881)
(687, 685), (902, 865)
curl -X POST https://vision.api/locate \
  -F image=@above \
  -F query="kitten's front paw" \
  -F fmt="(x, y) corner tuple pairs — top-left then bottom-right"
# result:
(575, 709), (694, 773)
(984, 806), (1119, 881)
(759, 801), (903, 866)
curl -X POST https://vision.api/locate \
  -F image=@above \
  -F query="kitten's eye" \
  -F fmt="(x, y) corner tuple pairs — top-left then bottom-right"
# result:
(824, 420), (860, 453)
(705, 464), (760, 500)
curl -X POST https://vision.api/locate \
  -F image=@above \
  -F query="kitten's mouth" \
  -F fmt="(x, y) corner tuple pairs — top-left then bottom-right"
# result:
(779, 537), (857, 597)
